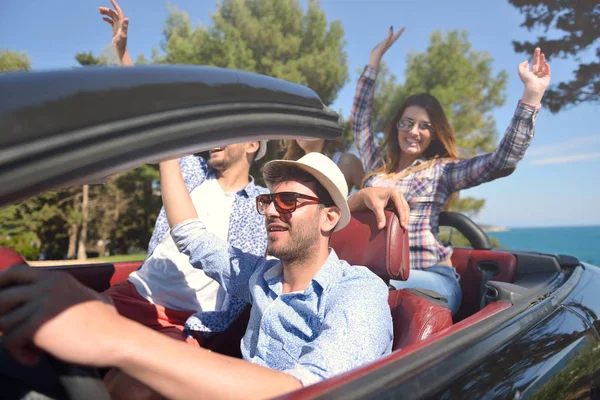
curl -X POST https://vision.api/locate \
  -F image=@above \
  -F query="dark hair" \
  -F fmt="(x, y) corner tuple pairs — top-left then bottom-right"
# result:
(263, 165), (334, 207)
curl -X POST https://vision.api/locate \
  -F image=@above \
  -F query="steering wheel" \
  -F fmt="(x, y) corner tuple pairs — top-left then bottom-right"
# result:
(0, 247), (111, 400)
(438, 212), (493, 250)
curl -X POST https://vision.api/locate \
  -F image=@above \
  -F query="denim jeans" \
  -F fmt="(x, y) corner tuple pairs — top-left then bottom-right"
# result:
(390, 265), (462, 315)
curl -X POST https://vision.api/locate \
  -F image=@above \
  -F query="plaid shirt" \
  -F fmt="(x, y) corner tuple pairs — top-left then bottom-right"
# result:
(351, 66), (540, 270)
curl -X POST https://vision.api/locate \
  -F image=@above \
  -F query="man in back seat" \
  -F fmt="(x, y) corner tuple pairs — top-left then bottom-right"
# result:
(97, 3), (271, 397)
(0, 152), (393, 399)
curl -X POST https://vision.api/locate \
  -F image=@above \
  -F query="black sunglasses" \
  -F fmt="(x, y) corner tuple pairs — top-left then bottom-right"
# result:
(256, 192), (321, 215)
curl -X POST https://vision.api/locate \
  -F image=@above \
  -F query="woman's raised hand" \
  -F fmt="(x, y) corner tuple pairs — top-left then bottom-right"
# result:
(518, 47), (551, 106)
(368, 26), (405, 70)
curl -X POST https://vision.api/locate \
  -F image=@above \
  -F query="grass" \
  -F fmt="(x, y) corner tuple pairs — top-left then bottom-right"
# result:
(94, 253), (146, 263)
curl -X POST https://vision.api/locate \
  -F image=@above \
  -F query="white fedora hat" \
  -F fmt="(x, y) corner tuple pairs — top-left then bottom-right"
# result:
(262, 152), (350, 231)
(254, 140), (268, 161)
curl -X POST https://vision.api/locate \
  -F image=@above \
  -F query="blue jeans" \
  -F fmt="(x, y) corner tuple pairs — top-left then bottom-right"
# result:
(390, 265), (462, 316)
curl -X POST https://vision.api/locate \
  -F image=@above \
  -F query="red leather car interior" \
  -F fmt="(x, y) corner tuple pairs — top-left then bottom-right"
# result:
(387, 290), (453, 350)
(331, 211), (453, 349)
(0, 247), (27, 270)
(330, 211), (410, 282)
(451, 249), (517, 321)
(276, 300), (512, 400)
(0, 216), (518, 355)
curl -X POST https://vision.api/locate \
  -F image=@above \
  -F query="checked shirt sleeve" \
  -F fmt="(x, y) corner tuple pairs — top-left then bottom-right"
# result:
(442, 102), (539, 193)
(351, 66), (384, 173)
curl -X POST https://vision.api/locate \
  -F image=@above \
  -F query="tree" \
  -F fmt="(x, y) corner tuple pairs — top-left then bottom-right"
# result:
(76, 185), (89, 261)
(75, 51), (106, 66)
(510, 0), (599, 112)
(75, 46), (144, 67)
(157, 0), (348, 107)
(0, 49), (31, 72)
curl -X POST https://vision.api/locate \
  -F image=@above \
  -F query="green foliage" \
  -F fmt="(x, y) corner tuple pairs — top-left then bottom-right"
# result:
(157, 0), (348, 106)
(135, 54), (150, 65)
(0, 167), (160, 260)
(75, 45), (120, 67)
(509, 0), (599, 112)
(0, 49), (31, 72)
(0, 190), (75, 259)
(75, 51), (106, 66)
(530, 336), (599, 399)
(450, 196), (486, 218)
(438, 229), (501, 249)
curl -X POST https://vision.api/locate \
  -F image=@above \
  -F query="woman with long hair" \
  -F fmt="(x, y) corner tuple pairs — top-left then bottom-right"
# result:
(282, 139), (365, 191)
(350, 27), (551, 315)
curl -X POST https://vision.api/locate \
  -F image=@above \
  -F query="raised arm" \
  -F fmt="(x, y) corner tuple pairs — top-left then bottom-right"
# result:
(443, 47), (551, 193)
(351, 27), (404, 173)
(159, 159), (198, 227)
(159, 159), (263, 302)
(147, 155), (209, 255)
(99, 0), (133, 66)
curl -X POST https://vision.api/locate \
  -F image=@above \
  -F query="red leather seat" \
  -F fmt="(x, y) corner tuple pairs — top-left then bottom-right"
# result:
(451, 248), (517, 321)
(331, 211), (453, 350)
(0, 247), (28, 271)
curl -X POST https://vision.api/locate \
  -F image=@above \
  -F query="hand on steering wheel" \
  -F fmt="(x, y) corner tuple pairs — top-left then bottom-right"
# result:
(0, 247), (112, 399)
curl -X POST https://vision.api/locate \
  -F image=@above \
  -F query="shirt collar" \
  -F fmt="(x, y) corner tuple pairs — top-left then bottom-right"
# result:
(411, 157), (426, 167)
(242, 176), (265, 198)
(262, 249), (341, 294)
(205, 169), (264, 199)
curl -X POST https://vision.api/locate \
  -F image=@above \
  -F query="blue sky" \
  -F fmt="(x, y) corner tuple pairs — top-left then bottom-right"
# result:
(1, 0), (598, 227)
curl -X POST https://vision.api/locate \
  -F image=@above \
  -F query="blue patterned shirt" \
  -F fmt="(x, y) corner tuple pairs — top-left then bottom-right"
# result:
(142, 155), (268, 333)
(172, 219), (393, 386)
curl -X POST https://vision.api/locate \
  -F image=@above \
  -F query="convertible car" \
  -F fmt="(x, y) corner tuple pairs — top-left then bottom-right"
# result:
(0, 66), (599, 400)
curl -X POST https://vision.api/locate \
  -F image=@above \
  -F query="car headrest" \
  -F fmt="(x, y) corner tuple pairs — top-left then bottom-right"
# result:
(330, 210), (410, 281)
(0, 246), (27, 271)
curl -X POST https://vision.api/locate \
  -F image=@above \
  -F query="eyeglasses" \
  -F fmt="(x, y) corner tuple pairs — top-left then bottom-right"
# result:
(397, 118), (435, 133)
(256, 192), (321, 215)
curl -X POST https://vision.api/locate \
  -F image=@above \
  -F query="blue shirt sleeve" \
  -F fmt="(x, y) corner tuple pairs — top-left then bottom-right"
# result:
(170, 218), (264, 304)
(282, 270), (393, 386)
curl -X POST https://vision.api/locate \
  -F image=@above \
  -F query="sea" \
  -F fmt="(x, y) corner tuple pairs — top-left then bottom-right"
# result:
(488, 226), (600, 266)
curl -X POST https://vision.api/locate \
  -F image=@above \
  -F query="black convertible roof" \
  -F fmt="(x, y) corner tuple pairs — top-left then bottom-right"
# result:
(0, 65), (342, 206)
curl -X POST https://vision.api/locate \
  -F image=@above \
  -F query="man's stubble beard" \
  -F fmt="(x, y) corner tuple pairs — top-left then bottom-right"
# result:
(266, 217), (320, 264)
(207, 157), (228, 170)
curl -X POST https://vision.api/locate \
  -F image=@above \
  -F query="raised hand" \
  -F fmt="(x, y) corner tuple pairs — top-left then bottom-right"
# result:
(98, 0), (131, 65)
(368, 26), (405, 70)
(518, 47), (551, 106)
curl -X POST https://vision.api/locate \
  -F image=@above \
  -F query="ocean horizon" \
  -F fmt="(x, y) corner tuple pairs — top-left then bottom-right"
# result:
(486, 225), (600, 266)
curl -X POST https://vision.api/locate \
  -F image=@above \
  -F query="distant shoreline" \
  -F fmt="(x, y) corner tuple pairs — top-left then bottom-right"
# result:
(482, 226), (509, 233)
(482, 224), (600, 231)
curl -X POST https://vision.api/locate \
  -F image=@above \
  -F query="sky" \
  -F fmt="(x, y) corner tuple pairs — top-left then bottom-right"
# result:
(1, 0), (598, 228)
